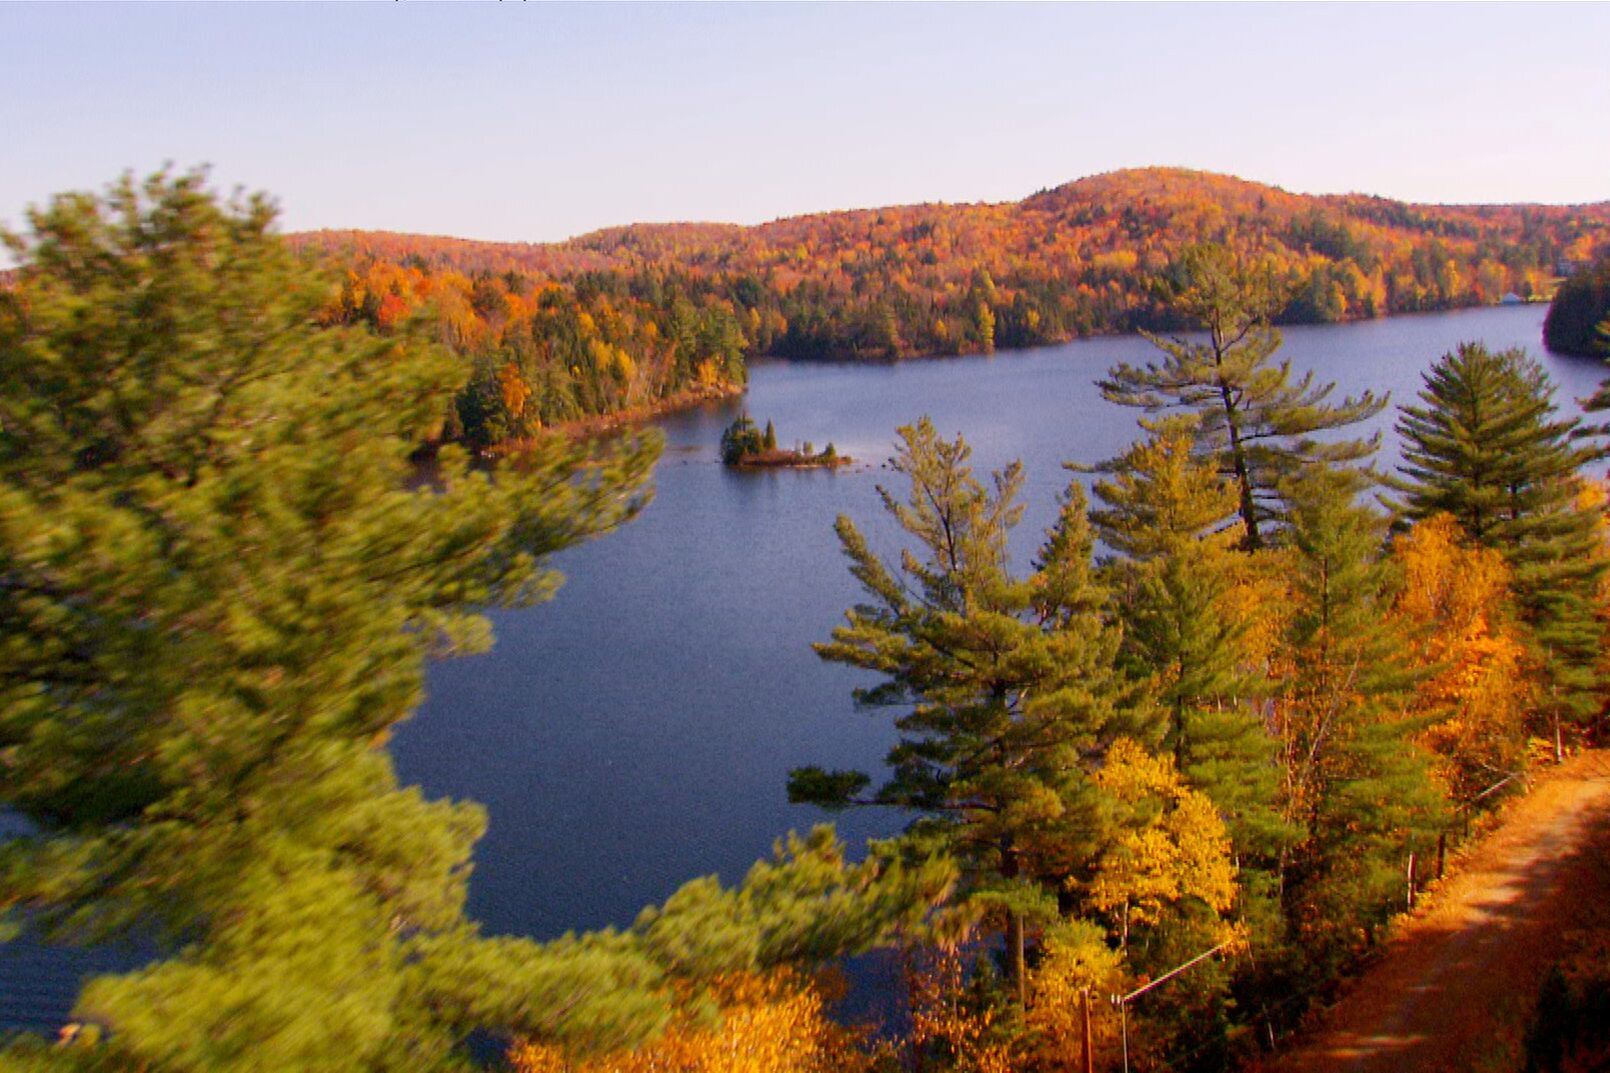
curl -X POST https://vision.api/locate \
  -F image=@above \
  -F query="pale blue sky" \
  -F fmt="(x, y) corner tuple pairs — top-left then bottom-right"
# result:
(4, 3), (1608, 244)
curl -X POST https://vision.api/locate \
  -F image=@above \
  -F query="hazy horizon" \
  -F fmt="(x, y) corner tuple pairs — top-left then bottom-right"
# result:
(6, 3), (1609, 245)
(287, 164), (1610, 248)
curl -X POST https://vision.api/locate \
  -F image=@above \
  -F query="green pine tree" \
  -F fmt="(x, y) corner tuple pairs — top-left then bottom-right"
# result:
(1277, 467), (1446, 971)
(719, 413), (763, 463)
(1089, 417), (1296, 874)
(789, 417), (1133, 1004)
(1391, 342), (1608, 732)
(0, 172), (951, 1072)
(1098, 243), (1386, 548)
(975, 302), (996, 354)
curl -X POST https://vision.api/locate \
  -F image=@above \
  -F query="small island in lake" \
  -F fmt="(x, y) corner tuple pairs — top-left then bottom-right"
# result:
(720, 415), (852, 468)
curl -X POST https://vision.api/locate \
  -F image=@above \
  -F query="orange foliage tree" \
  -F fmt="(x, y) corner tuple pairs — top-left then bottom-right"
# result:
(1391, 514), (1534, 801)
(508, 970), (875, 1073)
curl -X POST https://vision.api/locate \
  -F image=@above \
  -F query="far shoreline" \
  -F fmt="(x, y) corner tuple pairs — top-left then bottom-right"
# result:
(477, 381), (746, 456)
(477, 302), (1559, 456)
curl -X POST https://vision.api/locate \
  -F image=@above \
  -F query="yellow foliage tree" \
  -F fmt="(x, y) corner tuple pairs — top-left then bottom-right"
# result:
(904, 943), (1017, 1073)
(508, 971), (872, 1073)
(1220, 548), (1292, 686)
(1085, 740), (1238, 940)
(1022, 920), (1130, 1073)
(1391, 514), (1533, 801)
(695, 359), (722, 391)
(498, 360), (533, 421)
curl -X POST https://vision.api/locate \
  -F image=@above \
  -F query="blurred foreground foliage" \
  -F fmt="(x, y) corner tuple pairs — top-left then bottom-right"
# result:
(0, 172), (952, 1072)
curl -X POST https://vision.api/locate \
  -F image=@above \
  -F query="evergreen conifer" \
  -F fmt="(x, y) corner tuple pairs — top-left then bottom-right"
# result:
(1098, 244), (1386, 547)
(1392, 343), (1608, 731)
(790, 417), (1133, 1003)
(1089, 418), (1296, 872)
(1277, 467), (1446, 968)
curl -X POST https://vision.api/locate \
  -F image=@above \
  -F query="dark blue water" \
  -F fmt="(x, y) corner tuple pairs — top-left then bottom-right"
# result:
(6, 305), (1603, 1027)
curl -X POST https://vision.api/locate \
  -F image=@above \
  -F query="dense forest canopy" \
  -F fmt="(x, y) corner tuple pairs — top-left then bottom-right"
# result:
(298, 168), (1610, 354)
(299, 170), (1610, 331)
(288, 169), (1610, 451)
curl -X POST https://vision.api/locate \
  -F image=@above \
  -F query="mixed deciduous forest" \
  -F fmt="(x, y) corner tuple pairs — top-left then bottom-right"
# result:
(293, 169), (1610, 450)
(4, 173), (1610, 1073)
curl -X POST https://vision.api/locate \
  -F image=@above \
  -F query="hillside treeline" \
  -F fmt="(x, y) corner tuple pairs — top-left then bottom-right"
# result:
(298, 170), (1610, 449)
(317, 258), (749, 450)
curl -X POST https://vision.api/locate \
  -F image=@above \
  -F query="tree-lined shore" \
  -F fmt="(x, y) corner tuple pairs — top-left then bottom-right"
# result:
(296, 168), (1610, 452)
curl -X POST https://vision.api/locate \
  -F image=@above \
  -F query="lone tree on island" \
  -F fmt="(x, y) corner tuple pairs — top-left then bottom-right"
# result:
(720, 413), (766, 463)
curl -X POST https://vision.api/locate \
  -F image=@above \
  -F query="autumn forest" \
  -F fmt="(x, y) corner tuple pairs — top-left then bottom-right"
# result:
(296, 168), (1610, 450)
(4, 155), (1610, 1073)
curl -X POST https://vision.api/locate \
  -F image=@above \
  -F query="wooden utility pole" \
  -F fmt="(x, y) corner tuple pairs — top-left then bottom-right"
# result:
(1111, 938), (1237, 1073)
(1081, 988), (1094, 1073)
(1009, 911), (1026, 1008)
(1551, 677), (1563, 764)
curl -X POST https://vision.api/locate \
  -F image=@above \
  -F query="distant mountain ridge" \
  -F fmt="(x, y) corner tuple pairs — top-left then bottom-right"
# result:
(10, 169), (1607, 457)
(294, 167), (1610, 289)
(280, 168), (1610, 450)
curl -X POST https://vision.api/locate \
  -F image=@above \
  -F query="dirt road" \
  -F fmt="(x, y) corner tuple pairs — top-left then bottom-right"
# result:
(1259, 750), (1610, 1073)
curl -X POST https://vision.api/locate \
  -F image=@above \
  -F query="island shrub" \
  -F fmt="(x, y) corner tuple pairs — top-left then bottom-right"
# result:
(721, 417), (848, 467)
(720, 414), (767, 463)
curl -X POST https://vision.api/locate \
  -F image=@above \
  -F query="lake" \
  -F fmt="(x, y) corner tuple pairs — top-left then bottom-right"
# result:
(5, 304), (1603, 1030)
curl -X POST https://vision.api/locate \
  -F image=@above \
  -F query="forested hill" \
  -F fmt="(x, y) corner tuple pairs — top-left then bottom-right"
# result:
(298, 169), (1609, 352)
(287, 168), (1610, 448)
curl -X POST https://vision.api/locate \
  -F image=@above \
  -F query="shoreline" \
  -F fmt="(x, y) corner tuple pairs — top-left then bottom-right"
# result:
(471, 303), (1556, 459)
(749, 299), (1557, 369)
(480, 381), (745, 456)
(728, 453), (855, 470)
